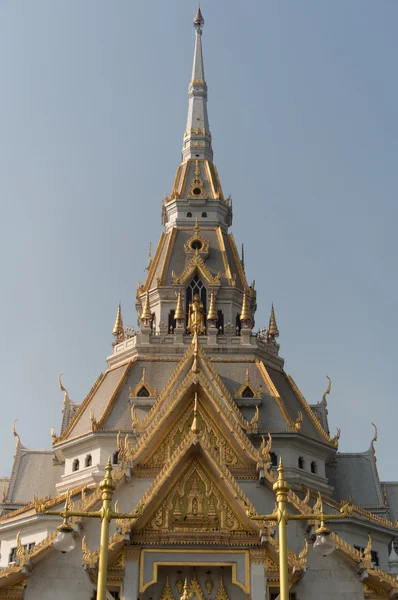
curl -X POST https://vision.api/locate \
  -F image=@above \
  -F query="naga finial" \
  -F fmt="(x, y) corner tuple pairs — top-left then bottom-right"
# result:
(58, 373), (69, 405)
(12, 419), (20, 450)
(370, 422), (378, 457)
(321, 375), (332, 408)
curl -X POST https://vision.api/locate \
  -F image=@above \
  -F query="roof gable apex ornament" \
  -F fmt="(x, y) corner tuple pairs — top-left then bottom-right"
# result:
(194, 6), (204, 30)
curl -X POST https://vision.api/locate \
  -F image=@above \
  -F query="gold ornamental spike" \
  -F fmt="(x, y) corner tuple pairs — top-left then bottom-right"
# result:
(175, 291), (185, 321)
(112, 302), (124, 339)
(191, 392), (200, 434)
(240, 292), (251, 322)
(268, 303), (279, 339)
(140, 291), (152, 321)
(180, 579), (190, 600)
(207, 291), (217, 321)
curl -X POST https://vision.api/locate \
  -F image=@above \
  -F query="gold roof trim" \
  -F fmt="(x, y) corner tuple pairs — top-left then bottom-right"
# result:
(54, 372), (105, 444)
(211, 163), (225, 202)
(256, 361), (296, 431)
(228, 233), (253, 294)
(287, 375), (335, 446)
(216, 227), (233, 283)
(97, 361), (135, 429)
(172, 251), (221, 286)
(234, 368), (262, 399)
(158, 227), (177, 286)
(129, 367), (158, 398)
(142, 232), (166, 291)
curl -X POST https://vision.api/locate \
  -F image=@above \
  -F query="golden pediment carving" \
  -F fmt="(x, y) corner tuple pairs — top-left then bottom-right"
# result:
(143, 457), (245, 534)
(172, 253), (221, 286)
(143, 399), (245, 471)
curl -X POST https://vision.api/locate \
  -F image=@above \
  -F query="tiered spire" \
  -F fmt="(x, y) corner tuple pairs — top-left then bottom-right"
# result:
(207, 291), (217, 322)
(182, 7), (213, 162)
(175, 291), (185, 322)
(112, 303), (124, 343)
(140, 291), (152, 324)
(268, 303), (279, 340)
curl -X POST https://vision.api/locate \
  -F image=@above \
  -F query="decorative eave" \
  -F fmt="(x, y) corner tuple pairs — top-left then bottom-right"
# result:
(287, 375), (337, 447)
(53, 372), (105, 444)
(256, 361), (296, 431)
(141, 232), (166, 291)
(228, 232), (254, 295)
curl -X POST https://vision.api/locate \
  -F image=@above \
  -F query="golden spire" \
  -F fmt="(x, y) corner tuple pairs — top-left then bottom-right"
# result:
(268, 303), (279, 340)
(207, 291), (217, 321)
(140, 291), (152, 322)
(180, 579), (190, 600)
(112, 302), (124, 340)
(175, 291), (185, 321)
(240, 292), (251, 322)
(191, 392), (200, 434)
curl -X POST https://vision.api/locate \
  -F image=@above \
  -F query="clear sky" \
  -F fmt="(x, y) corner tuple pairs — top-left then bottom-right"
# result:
(0, 1), (397, 481)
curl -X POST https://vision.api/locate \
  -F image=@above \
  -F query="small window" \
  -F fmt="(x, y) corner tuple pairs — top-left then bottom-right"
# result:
(311, 461), (317, 474)
(9, 547), (17, 564)
(113, 451), (119, 465)
(242, 386), (254, 399)
(298, 457), (304, 470)
(85, 454), (92, 468)
(191, 239), (203, 251)
(270, 452), (277, 467)
(137, 386), (150, 398)
(354, 546), (379, 567)
(187, 212), (192, 217)
(201, 212), (207, 218)
(72, 459), (80, 472)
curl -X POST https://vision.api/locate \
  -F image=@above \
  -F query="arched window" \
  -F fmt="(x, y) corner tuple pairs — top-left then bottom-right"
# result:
(298, 457), (304, 470)
(85, 454), (92, 468)
(216, 310), (224, 334)
(112, 451), (119, 465)
(186, 275), (207, 325)
(242, 387), (254, 399)
(72, 459), (80, 472)
(187, 212), (192, 217)
(311, 461), (317, 474)
(201, 212), (207, 218)
(236, 313), (241, 335)
(168, 309), (176, 333)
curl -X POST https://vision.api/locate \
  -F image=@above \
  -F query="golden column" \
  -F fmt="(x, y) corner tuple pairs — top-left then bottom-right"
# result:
(36, 459), (142, 600)
(247, 459), (353, 600)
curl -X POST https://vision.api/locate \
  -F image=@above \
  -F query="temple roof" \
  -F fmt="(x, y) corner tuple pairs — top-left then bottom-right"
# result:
(326, 448), (384, 508)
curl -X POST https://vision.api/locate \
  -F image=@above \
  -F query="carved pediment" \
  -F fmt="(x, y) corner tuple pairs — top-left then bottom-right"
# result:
(141, 398), (247, 472)
(141, 457), (246, 534)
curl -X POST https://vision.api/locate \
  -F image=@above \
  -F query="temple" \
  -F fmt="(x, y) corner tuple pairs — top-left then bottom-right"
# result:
(0, 8), (397, 600)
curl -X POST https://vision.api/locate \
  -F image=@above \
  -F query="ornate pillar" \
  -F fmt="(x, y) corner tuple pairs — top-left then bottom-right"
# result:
(123, 547), (141, 600)
(250, 549), (267, 600)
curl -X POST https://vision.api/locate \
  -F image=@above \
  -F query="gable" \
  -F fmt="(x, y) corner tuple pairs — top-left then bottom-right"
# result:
(131, 453), (259, 545)
(137, 394), (252, 476)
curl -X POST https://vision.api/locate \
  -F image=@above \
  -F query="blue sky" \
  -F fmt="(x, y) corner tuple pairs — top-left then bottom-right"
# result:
(0, 1), (397, 480)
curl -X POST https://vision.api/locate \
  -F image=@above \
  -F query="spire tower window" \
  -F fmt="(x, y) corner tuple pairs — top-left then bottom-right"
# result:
(186, 275), (207, 324)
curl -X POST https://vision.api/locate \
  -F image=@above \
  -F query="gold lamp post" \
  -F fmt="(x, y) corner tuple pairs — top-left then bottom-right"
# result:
(247, 459), (352, 600)
(36, 458), (142, 600)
